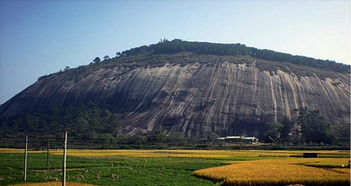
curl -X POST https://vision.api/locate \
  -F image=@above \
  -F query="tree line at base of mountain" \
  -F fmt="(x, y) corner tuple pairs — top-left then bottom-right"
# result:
(0, 103), (349, 148)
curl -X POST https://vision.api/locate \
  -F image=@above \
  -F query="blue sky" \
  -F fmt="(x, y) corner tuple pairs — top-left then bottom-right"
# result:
(0, 0), (350, 104)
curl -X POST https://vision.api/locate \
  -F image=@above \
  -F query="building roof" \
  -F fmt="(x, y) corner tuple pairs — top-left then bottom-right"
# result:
(243, 137), (258, 140)
(225, 136), (241, 139)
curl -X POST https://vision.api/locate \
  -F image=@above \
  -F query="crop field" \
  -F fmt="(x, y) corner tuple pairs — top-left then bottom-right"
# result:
(2, 148), (346, 158)
(0, 149), (349, 186)
(194, 158), (350, 185)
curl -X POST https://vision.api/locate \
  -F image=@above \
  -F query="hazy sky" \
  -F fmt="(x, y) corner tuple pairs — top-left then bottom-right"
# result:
(0, 0), (350, 104)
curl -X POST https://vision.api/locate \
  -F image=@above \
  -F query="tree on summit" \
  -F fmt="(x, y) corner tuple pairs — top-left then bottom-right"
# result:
(93, 57), (101, 64)
(64, 66), (70, 71)
(103, 55), (110, 61)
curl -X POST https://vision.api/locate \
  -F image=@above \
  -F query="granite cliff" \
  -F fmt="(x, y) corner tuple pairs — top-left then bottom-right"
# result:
(0, 41), (349, 138)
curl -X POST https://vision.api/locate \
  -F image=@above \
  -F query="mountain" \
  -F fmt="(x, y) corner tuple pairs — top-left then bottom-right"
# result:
(0, 40), (349, 139)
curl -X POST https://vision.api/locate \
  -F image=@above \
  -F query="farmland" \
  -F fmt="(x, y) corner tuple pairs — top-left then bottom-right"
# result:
(0, 149), (349, 185)
(194, 158), (350, 185)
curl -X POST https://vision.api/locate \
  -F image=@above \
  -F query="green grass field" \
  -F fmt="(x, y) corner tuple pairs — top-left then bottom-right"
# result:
(0, 152), (227, 186)
(0, 149), (349, 186)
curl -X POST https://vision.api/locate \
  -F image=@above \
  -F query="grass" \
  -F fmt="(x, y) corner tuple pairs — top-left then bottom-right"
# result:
(0, 149), (349, 186)
(0, 152), (228, 186)
(9, 182), (94, 186)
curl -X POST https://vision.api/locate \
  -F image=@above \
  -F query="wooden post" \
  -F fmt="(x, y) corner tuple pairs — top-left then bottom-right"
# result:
(46, 138), (50, 168)
(23, 135), (28, 181)
(62, 132), (67, 186)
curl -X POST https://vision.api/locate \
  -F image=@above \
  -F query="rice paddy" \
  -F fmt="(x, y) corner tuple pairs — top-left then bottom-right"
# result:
(193, 158), (350, 185)
(0, 148), (349, 185)
(49, 149), (349, 159)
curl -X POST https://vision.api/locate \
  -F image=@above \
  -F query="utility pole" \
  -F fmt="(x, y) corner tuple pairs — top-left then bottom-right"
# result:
(23, 135), (28, 181)
(62, 132), (67, 186)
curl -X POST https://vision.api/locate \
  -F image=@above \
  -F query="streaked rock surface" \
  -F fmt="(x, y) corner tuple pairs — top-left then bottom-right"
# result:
(0, 54), (349, 137)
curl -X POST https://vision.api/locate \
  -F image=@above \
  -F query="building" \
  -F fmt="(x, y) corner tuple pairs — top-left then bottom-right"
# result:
(217, 136), (258, 144)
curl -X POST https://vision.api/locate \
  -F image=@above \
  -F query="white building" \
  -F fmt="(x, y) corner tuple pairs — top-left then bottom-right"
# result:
(217, 136), (258, 144)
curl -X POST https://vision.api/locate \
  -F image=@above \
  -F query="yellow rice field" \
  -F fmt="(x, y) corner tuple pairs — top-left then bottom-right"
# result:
(42, 149), (349, 159)
(1, 148), (348, 159)
(193, 158), (351, 185)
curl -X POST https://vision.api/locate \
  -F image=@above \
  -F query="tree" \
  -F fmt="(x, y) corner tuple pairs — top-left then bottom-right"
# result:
(116, 52), (121, 57)
(93, 57), (101, 64)
(206, 132), (219, 142)
(64, 66), (70, 71)
(128, 136), (147, 145)
(280, 118), (294, 141)
(295, 107), (334, 144)
(264, 122), (284, 143)
(331, 124), (350, 145)
(147, 130), (167, 145)
(159, 38), (168, 43)
(103, 55), (110, 61)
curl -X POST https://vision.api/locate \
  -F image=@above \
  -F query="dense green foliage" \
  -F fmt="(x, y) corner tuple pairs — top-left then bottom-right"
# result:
(262, 108), (349, 145)
(264, 122), (284, 143)
(295, 108), (335, 144)
(0, 153), (226, 186)
(0, 104), (214, 148)
(119, 39), (349, 73)
(0, 103), (119, 145)
(263, 119), (293, 143)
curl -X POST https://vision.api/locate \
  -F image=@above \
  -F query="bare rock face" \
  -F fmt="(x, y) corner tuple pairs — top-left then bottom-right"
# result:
(0, 54), (349, 137)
